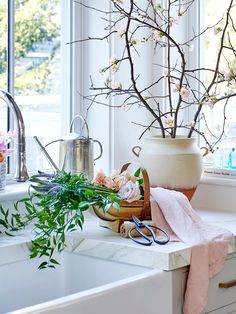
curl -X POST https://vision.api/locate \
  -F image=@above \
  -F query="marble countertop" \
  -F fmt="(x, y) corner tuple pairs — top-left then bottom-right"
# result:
(1, 209), (236, 271)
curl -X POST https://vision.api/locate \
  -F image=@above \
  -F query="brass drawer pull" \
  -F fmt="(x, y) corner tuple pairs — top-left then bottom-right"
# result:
(219, 279), (236, 289)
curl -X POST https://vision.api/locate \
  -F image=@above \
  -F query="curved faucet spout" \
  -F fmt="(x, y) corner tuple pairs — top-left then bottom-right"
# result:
(0, 90), (29, 182)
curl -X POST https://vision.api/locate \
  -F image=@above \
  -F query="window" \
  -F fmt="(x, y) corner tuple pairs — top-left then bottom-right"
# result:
(201, 0), (236, 171)
(0, 0), (75, 177)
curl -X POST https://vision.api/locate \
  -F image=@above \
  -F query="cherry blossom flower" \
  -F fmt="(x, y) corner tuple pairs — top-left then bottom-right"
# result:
(130, 38), (139, 46)
(223, 69), (234, 81)
(154, 1), (162, 10)
(117, 26), (126, 37)
(112, 81), (122, 90)
(121, 103), (129, 111)
(164, 115), (174, 127)
(114, 0), (124, 5)
(109, 57), (119, 73)
(204, 99), (214, 110)
(230, 79), (236, 89)
(214, 26), (222, 35)
(172, 82), (180, 93)
(152, 29), (163, 41)
(180, 87), (191, 99)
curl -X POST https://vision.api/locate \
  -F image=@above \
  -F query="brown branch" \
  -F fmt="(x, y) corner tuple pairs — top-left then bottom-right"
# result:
(188, 0), (235, 138)
(123, 0), (166, 136)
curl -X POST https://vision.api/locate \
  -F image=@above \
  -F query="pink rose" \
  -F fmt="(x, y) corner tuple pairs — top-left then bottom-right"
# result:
(118, 181), (141, 202)
(93, 169), (106, 185)
(110, 169), (120, 179)
(112, 175), (128, 191)
(104, 176), (115, 189)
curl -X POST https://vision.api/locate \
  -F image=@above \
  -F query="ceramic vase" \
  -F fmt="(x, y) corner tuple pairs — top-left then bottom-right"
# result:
(132, 137), (207, 200)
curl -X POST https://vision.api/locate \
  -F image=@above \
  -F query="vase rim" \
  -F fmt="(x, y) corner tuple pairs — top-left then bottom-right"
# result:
(144, 136), (197, 141)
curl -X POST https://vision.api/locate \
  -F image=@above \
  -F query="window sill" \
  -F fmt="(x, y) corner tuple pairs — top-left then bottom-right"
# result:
(201, 175), (236, 187)
(0, 181), (30, 202)
(192, 174), (236, 212)
(1, 174), (235, 213)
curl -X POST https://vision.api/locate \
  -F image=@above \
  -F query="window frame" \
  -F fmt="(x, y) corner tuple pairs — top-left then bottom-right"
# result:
(195, 0), (236, 182)
(5, 0), (82, 181)
(5, 0), (232, 183)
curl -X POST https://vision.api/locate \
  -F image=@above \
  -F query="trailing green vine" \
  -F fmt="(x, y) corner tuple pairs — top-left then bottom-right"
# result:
(0, 171), (120, 269)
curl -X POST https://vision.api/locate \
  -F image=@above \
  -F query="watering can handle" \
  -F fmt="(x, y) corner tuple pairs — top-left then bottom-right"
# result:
(70, 115), (90, 139)
(94, 140), (103, 161)
(132, 146), (142, 158)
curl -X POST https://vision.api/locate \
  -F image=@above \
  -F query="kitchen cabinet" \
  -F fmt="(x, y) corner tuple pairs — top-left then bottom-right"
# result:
(169, 252), (236, 314)
(206, 303), (236, 314)
(203, 253), (236, 313)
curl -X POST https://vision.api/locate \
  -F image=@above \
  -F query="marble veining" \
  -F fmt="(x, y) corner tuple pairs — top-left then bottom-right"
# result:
(1, 210), (236, 271)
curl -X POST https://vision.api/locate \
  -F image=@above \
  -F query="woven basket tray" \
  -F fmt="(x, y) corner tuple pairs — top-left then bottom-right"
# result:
(93, 163), (151, 232)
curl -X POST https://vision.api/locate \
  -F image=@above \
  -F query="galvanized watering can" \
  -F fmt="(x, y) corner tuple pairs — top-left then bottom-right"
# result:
(34, 115), (103, 180)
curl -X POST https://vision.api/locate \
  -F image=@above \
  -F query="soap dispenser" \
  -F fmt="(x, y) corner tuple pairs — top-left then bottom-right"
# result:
(230, 148), (236, 169)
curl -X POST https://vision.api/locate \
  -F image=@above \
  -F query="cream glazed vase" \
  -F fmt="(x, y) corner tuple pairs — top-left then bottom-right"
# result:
(132, 137), (207, 200)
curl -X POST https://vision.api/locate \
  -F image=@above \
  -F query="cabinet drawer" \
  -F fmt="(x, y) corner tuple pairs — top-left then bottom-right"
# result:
(204, 254), (236, 313)
(205, 302), (236, 314)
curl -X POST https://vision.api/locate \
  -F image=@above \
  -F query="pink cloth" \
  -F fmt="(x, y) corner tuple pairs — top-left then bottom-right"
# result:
(150, 187), (232, 314)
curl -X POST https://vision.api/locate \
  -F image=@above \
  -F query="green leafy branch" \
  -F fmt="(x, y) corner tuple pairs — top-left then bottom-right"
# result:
(0, 171), (120, 269)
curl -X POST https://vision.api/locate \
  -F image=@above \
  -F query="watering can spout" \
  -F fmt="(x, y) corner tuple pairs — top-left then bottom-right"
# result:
(33, 136), (60, 173)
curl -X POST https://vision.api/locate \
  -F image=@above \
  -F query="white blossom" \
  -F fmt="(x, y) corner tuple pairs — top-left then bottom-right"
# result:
(109, 57), (119, 73)
(172, 82), (180, 93)
(152, 29), (163, 41)
(114, 0), (124, 5)
(164, 114), (174, 127)
(180, 87), (191, 99)
(223, 69), (234, 81)
(130, 38), (139, 46)
(214, 26), (222, 35)
(112, 81), (122, 90)
(204, 99), (214, 110)
(117, 26), (126, 37)
(230, 79), (236, 89)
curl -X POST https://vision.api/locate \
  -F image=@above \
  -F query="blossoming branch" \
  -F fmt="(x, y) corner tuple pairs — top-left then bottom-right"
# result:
(71, 0), (236, 151)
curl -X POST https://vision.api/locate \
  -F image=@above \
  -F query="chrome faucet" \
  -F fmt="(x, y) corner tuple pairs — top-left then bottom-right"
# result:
(0, 90), (28, 182)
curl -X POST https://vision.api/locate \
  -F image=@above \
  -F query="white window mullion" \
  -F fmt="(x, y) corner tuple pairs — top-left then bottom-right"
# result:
(7, 0), (15, 95)
(7, 0), (15, 175)
(61, 0), (74, 136)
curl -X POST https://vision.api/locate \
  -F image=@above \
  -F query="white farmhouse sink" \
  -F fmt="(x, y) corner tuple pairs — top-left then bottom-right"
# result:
(0, 185), (170, 314)
(0, 248), (162, 314)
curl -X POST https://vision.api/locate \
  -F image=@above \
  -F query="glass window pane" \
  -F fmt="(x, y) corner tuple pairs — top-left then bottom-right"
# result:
(0, 0), (7, 132)
(14, 0), (62, 172)
(203, 0), (236, 167)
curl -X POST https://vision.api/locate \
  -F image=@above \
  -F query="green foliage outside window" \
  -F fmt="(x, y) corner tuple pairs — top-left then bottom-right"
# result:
(0, 0), (60, 95)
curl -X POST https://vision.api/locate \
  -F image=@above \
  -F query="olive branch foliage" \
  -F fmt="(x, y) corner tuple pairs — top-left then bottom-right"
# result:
(0, 171), (120, 269)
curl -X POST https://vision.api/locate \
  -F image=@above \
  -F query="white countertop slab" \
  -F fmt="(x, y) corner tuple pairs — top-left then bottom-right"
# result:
(1, 209), (236, 271)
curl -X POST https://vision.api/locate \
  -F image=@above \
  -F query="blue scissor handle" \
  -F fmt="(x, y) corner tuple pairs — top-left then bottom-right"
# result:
(128, 215), (170, 246)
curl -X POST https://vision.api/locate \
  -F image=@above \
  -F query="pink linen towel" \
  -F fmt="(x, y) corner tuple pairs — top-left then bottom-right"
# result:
(150, 187), (232, 314)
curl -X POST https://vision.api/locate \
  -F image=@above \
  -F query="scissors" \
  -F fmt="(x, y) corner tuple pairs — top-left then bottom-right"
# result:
(128, 215), (170, 246)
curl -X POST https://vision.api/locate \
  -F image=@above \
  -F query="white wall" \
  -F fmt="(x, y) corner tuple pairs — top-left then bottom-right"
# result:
(75, 0), (236, 215)
(191, 177), (236, 212)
